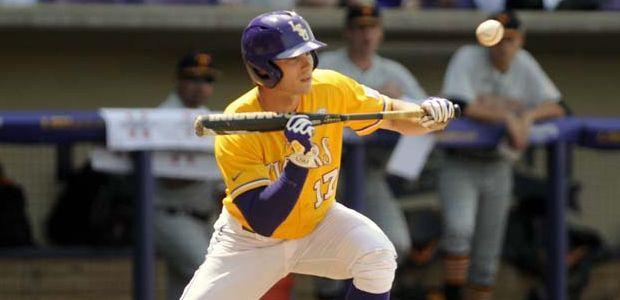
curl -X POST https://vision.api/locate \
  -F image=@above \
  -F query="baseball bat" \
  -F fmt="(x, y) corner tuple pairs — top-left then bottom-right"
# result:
(194, 105), (461, 136)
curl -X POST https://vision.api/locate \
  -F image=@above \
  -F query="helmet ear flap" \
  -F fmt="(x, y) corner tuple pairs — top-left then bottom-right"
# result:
(245, 64), (264, 86)
(268, 60), (284, 85)
(245, 60), (283, 88)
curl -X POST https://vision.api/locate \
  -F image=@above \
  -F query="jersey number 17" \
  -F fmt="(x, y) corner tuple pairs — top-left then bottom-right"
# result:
(313, 168), (339, 208)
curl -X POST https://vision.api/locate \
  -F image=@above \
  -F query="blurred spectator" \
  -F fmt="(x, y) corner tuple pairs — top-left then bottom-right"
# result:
(318, 3), (427, 298)
(438, 11), (566, 300)
(47, 163), (134, 247)
(0, 162), (34, 247)
(154, 50), (224, 300)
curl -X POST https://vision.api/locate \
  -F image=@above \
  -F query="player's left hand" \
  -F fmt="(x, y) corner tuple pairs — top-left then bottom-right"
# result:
(285, 115), (315, 153)
(420, 97), (456, 129)
(285, 115), (321, 169)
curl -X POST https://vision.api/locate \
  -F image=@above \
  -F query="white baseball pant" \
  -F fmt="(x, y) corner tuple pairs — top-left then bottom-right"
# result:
(180, 202), (397, 299)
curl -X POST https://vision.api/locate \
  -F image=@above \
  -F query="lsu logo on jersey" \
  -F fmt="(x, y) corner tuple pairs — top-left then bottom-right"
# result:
(268, 136), (337, 209)
(288, 21), (310, 41)
(287, 137), (333, 169)
(268, 137), (333, 177)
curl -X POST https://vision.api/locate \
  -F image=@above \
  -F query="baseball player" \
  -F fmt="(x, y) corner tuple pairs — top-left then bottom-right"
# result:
(438, 11), (565, 300)
(181, 11), (457, 300)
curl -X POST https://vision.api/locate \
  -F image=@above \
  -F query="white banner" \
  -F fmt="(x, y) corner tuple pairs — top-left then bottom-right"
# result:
(100, 108), (216, 151)
(90, 148), (221, 180)
(386, 135), (436, 180)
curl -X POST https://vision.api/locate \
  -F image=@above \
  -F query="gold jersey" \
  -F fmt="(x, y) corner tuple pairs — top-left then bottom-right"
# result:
(215, 69), (389, 239)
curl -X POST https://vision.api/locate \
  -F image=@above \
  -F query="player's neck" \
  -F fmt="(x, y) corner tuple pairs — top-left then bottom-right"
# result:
(347, 49), (373, 71)
(491, 59), (510, 73)
(257, 86), (301, 113)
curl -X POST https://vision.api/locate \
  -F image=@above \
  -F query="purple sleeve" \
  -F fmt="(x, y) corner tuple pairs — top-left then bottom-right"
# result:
(233, 163), (308, 237)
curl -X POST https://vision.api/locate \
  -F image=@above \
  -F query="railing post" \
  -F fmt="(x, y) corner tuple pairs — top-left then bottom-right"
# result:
(344, 140), (366, 213)
(546, 142), (568, 300)
(55, 143), (73, 181)
(132, 151), (155, 300)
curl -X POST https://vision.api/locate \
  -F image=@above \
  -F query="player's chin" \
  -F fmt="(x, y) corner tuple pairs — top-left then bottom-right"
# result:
(298, 79), (312, 94)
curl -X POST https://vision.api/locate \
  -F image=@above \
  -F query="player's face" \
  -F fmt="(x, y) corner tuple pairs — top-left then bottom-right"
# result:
(489, 32), (523, 68)
(273, 53), (314, 95)
(177, 78), (215, 108)
(345, 24), (383, 57)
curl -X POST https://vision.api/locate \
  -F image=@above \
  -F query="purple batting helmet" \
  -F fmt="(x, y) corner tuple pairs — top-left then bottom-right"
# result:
(241, 10), (327, 88)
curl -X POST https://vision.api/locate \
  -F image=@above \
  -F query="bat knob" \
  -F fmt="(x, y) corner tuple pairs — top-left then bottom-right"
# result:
(453, 104), (462, 118)
(194, 116), (206, 137)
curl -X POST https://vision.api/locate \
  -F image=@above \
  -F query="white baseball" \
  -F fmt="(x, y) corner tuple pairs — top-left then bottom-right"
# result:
(476, 19), (504, 47)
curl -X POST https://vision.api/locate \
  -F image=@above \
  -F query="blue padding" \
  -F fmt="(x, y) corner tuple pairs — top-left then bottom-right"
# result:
(538, 117), (583, 144)
(436, 118), (505, 148)
(579, 118), (620, 149)
(437, 117), (583, 147)
(0, 111), (105, 143)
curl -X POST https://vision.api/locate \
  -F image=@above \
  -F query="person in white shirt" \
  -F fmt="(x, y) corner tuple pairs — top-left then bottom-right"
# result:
(155, 50), (223, 300)
(439, 11), (566, 300)
(318, 4), (427, 299)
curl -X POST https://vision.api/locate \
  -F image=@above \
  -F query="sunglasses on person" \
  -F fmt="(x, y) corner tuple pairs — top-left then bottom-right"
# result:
(182, 76), (216, 84)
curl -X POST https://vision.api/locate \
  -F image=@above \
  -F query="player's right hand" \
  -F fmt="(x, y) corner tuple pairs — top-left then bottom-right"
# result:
(420, 97), (456, 130)
(285, 115), (315, 153)
(421, 97), (455, 123)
